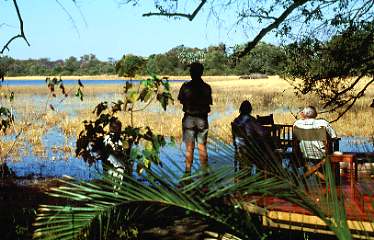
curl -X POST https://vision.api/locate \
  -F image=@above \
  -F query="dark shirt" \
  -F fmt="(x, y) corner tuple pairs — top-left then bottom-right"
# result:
(232, 114), (269, 170)
(178, 79), (212, 116)
(232, 114), (266, 142)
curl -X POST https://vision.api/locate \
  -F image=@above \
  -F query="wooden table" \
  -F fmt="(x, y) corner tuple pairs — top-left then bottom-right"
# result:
(330, 154), (357, 189)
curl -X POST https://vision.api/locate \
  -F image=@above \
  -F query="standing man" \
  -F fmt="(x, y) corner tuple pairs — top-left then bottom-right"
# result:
(178, 62), (212, 178)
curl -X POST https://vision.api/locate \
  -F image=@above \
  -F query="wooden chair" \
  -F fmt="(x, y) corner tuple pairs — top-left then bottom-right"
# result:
(293, 126), (333, 180)
(256, 114), (282, 151)
(273, 124), (293, 151)
(231, 121), (273, 173)
(256, 114), (274, 126)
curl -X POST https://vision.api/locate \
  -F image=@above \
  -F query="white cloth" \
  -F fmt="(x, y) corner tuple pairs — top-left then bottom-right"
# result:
(293, 118), (337, 159)
(103, 134), (125, 190)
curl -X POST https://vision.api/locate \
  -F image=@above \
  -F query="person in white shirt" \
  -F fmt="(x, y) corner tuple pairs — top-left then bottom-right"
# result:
(293, 106), (337, 160)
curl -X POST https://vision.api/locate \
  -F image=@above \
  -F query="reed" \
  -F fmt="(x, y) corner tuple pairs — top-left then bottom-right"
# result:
(1, 76), (373, 162)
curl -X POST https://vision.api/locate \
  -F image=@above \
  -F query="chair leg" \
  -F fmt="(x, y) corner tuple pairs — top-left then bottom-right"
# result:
(303, 160), (325, 179)
(315, 171), (325, 181)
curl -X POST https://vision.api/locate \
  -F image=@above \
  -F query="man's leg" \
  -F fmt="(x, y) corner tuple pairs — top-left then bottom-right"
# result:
(196, 126), (209, 173)
(185, 141), (195, 174)
(197, 143), (208, 171)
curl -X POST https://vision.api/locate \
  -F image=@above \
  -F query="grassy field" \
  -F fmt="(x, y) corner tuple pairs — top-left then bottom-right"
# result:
(1, 75), (373, 162)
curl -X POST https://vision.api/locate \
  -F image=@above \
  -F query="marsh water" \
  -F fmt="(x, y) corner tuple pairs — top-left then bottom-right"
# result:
(3, 79), (186, 86)
(2, 80), (374, 180)
(6, 129), (373, 180)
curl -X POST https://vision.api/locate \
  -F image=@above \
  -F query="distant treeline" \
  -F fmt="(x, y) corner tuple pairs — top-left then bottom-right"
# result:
(0, 42), (287, 77)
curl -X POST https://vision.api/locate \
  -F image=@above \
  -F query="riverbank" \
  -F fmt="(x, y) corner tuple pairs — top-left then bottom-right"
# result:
(5, 75), (252, 82)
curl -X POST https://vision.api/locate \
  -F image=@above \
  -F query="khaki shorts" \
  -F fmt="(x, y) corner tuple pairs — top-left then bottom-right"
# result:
(182, 114), (209, 144)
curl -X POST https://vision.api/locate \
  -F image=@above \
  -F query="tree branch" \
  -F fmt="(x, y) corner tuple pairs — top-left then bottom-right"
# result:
(330, 77), (374, 123)
(56, 0), (80, 37)
(1, 0), (30, 54)
(236, 0), (310, 58)
(323, 73), (366, 108)
(142, 0), (206, 21)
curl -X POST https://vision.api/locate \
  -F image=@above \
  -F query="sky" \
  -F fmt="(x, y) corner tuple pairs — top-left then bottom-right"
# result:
(0, 0), (271, 61)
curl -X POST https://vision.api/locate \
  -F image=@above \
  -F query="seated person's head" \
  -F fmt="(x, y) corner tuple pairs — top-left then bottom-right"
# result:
(301, 106), (317, 119)
(239, 100), (252, 115)
(109, 118), (122, 134)
(189, 62), (204, 79)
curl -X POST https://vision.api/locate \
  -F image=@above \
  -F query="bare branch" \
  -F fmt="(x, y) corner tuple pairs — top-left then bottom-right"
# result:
(330, 77), (374, 122)
(235, 0), (310, 58)
(55, 0), (80, 37)
(1, 0), (30, 54)
(142, 0), (206, 21)
(323, 73), (366, 108)
(72, 0), (88, 28)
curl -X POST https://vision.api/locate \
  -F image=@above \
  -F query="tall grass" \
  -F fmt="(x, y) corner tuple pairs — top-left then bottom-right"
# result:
(1, 76), (373, 162)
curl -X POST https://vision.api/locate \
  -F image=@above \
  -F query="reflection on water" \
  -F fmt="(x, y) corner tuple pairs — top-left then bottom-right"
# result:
(5, 79), (186, 86)
(6, 129), (372, 180)
(339, 136), (374, 152)
(5, 127), (235, 180)
(3, 80), (373, 180)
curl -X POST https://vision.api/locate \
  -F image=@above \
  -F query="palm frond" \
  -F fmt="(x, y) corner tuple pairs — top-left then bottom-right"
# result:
(34, 137), (355, 240)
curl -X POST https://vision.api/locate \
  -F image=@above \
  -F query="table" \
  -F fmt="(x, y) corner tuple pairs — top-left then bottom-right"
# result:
(330, 153), (357, 189)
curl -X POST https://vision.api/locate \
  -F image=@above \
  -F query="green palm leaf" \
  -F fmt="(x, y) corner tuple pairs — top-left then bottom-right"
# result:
(34, 138), (354, 240)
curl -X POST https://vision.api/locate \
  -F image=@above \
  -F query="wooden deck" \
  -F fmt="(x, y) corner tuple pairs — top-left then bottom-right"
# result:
(242, 173), (374, 238)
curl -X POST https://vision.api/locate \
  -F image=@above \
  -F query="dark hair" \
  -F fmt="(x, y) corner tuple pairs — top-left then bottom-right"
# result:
(109, 118), (122, 134)
(239, 100), (252, 115)
(189, 62), (204, 78)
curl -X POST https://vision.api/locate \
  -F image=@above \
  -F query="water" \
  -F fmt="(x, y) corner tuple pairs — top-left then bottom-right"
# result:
(5, 128), (372, 180)
(2, 79), (186, 86)
(339, 136), (374, 152)
(2, 80), (373, 180)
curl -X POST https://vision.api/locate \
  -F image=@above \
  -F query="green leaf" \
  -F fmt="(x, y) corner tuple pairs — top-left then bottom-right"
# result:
(126, 90), (139, 103)
(156, 92), (173, 110)
(9, 91), (14, 102)
(75, 87), (84, 101)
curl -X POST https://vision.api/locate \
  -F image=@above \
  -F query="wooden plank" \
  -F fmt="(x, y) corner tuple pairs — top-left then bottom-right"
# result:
(264, 210), (374, 235)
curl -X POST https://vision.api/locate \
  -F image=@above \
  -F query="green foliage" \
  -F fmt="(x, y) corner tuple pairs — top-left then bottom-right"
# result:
(76, 75), (174, 174)
(75, 80), (84, 102)
(1, 42), (291, 78)
(0, 106), (14, 132)
(1, 54), (115, 76)
(116, 54), (146, 77)
(233, 42), (286, 75)
(0, 56), (15, 78)
(34, 138), (354, 240)
(283, 22), (374, 119)
(204, 44), (229, 75)
(64, 56), (80, 74)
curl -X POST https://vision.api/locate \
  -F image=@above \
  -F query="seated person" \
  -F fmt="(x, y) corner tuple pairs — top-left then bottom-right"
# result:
(232, 100), (268, 172)
(293, 106), (338, 179)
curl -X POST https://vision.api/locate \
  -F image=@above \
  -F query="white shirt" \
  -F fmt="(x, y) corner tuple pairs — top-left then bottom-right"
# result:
(293, 118), (337, 159)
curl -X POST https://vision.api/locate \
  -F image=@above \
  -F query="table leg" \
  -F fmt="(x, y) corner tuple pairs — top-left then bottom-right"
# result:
(350, 161), (354, 190)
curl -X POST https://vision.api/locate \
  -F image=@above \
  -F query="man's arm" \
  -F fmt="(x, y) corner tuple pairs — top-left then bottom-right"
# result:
(325, 123), (337, 138)
(207, 85), (213, 105)
(178, 84), (185, 104)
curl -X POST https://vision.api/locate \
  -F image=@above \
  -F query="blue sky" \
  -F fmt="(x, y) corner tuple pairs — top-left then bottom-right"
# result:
(0, 1), (270, 61)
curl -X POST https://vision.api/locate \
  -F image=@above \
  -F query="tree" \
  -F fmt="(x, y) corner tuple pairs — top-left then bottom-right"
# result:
(116, 54), (146, 77)
(204, 44), (228, 75)
(0, 56), (15, 78)
(119, 0), (374, 115)
(64, 56), (80, 75)
(233, 42), (286, 75)
(284, 22), (374, 121)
